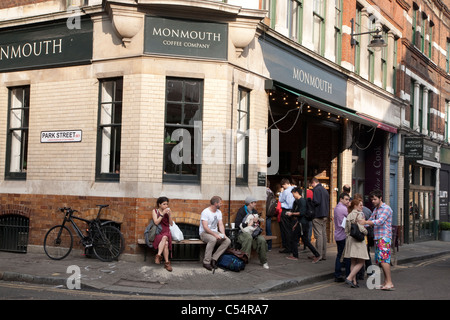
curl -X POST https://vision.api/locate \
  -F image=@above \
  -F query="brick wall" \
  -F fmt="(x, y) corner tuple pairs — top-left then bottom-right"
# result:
(0, 193), (266, 255)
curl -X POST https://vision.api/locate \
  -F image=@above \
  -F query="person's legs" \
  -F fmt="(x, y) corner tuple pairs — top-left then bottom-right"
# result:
(212, 236), (231, 262)
(266, 217), (272, 250)
(346, 258), (364, 286)
(238, 232), (253, 256)
(334, 239), (345, 278)
(375, 237), (394, 289)
(200, 232), (217, 265)
(254, 235), (268, 264)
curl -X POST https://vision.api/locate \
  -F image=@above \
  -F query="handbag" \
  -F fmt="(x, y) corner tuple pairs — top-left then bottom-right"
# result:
(350, 223), (365, 242)
(251, 226), (263, 238)
(170, 221), (184, 241)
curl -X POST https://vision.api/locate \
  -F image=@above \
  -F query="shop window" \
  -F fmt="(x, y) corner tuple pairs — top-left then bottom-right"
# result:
(236, 87), (250, 185)
(96, 78), (122, 182)
(163, 78), (202, 183)
(5, 86), (29, 180)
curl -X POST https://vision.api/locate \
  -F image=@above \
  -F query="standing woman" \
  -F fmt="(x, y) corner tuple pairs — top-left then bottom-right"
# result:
(343, 199), (369, 287)
(152, 196), (173, 272)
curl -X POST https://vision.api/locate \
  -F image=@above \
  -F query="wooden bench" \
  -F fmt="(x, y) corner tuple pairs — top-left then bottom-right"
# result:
(138, 238), (206, 261)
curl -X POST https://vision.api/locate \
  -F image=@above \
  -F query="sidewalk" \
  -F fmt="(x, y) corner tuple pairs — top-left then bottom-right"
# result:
(1, 240), (450, 297)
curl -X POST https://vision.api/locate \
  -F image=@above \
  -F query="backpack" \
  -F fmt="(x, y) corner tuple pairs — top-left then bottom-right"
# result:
(305, 198), (316, 221)
(266, 191), (278, 218)
(217, 254), (246, 272)
(144, 219), (162, 249)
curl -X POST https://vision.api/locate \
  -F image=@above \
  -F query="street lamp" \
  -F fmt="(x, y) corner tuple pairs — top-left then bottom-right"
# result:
(350, 18), (387, 51)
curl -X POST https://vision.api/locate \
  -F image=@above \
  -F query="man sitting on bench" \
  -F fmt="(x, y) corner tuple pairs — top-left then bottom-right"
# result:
(199, 196), (231, 271)
(235, 196), (270, 269)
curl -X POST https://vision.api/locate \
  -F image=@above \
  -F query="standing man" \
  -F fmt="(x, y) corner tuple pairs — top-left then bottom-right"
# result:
(333, 192), (351, 282)
(199, 196), (231, 271)
(311, 177), (329, 260)
(235, 196), (269, 269)
(278, 178), (295, 253)
(360, 189), (394, 291)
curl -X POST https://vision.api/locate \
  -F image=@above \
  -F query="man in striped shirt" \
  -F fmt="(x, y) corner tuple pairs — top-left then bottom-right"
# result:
(360, 189), (394, 291)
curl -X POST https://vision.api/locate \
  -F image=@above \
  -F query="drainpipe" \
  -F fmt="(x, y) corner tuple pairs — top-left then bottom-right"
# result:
(228, 71), (235, 226)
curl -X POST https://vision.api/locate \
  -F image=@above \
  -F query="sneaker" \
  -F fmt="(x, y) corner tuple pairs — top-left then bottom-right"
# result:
(286, 255), (298, 261)
(311, 256), (321, 264)
(262, 263), (269, 269)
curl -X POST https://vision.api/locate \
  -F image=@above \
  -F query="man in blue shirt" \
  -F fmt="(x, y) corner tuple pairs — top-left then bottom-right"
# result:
(278, 178), (295, 253)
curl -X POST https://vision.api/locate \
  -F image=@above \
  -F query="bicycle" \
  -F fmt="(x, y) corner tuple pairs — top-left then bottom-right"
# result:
(43, 205), (124, 262)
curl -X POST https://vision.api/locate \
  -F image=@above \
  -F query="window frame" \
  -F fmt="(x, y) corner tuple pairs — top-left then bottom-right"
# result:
(334, 0), (343, 65)
(5, 86), (30, 181)
(95, 77), (123, 182)
(236, 87), (250, 186)
(312, 0), (326, 56)
(163, 77), (203, 184)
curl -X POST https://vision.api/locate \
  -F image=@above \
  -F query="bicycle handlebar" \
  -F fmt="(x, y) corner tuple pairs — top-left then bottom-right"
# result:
(59, 207), (79, 213)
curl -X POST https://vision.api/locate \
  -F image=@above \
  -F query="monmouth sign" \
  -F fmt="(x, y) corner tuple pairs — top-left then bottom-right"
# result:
(0, 18), (92, 72)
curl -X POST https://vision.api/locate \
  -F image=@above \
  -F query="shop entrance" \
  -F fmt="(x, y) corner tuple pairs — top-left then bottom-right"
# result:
(405, 165), (436, 242)
(267, 88), (343, 245)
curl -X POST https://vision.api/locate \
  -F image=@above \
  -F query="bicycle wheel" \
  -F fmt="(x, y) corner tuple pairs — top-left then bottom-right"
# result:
(43, 225), (73, 260)
(92, 225), (124, 262)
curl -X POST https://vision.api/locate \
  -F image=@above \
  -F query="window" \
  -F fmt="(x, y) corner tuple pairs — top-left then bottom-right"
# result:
(447, 38), (450, 73)
(410, 80), (415, 130)
(334, 0), (342, 64)
(419, 84), (424, 132)
(420, 13), (427, 53)
(96, 78), (123, 181)
(393, 37), (398, 94)
(446, 100), (450, 142)
(163, 78), (202, 183)
(236, 87), (250, 185)
(288, 0), (303, 43)
(354, 5), (362, 75)
(6, 86), (29, 180)
(381, 28), (388, 90)
(412, 4), (419, 47)
(368, 48), (374, 83)
(263, 0), (277, 29)
(428, 21), (434, 59)
(312, 0), (325, 55)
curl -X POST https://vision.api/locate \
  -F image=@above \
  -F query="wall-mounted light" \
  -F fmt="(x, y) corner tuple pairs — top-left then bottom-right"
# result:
(350, 18), (387, 52)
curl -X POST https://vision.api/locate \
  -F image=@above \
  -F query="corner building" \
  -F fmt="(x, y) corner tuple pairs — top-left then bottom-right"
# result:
(0, 0), (269, 256)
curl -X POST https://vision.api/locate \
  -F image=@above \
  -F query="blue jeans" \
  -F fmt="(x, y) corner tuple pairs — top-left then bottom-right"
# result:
(266, 217), (272, 250)
(335, 239), (350, 278)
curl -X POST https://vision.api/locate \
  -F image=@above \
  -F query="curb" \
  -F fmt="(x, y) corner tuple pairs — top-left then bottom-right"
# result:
(0, 271), (66, 287)
(1, 250), (449, 296)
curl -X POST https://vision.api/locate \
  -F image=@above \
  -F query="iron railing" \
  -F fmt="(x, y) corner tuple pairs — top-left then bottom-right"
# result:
(0, 215), (29, 253)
